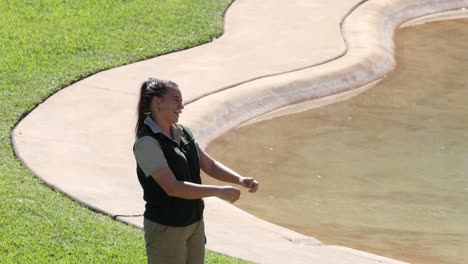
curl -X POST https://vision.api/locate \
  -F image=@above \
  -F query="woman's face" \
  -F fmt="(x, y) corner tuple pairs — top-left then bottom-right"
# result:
(153, 88), (184, 124)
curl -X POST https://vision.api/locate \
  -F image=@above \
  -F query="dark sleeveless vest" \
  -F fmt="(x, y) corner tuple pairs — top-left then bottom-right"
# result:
(135, 124), (204, 227)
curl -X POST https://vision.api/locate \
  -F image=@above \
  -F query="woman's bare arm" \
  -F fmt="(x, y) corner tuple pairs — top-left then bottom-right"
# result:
(151, 167), (240, 202)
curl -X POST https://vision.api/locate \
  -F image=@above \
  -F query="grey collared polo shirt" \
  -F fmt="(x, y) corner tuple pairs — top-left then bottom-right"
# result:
(134, 116), (188, 177)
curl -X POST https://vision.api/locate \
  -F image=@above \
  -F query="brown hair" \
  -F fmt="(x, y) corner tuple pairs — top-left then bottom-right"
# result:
(135, 78), (178, 137)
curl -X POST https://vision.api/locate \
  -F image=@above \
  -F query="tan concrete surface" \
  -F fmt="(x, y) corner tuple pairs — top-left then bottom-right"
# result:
(12, 0), (468, 263)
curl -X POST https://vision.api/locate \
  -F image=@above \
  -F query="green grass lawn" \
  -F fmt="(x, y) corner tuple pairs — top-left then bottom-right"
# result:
(0, 0), (249, 263)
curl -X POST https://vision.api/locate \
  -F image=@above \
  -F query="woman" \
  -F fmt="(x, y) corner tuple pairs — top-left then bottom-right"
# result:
(133, 78), (259, 264)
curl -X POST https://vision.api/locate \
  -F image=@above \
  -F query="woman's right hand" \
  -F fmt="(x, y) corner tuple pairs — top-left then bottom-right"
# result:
(217, 186), (241, 203)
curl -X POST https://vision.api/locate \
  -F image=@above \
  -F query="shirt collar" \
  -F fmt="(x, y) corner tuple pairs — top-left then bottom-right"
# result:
(144, 116), (182, 144)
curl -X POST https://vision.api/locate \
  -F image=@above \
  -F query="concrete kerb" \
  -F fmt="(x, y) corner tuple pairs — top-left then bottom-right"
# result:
(241, 4), (468, 125)
(181, 0), (468, 147)
(179, 0), (369, 108)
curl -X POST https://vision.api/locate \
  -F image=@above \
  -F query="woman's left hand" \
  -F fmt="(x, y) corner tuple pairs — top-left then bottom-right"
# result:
(239, 177), (259, 193)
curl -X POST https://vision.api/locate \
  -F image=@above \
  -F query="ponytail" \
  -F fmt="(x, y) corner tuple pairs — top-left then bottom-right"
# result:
(135, 78), (178, 137)
(135, 81), (149, 138)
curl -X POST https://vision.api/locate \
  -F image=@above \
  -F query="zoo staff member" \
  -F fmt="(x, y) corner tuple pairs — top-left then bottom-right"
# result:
(133, 78), (259, 264)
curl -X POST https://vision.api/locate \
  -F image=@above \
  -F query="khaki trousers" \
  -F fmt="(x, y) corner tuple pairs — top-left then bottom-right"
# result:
(144, 218), (205, 264)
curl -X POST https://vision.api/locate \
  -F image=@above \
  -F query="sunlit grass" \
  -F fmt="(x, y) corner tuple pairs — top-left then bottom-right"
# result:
(0, 0), (249, 262)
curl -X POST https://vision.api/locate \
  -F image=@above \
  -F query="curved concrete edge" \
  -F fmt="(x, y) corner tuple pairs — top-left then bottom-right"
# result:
(170, 0), (468, 263)
(184, 0), (468, 147)
(401, 7), (468, 26)
(240, 6), (468, 126)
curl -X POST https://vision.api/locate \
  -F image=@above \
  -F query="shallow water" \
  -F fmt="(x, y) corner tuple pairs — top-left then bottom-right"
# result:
(204, 19), (468, 264)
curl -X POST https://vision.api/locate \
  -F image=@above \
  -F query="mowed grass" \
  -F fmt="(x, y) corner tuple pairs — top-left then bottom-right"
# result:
(0, 0), (249, 263)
